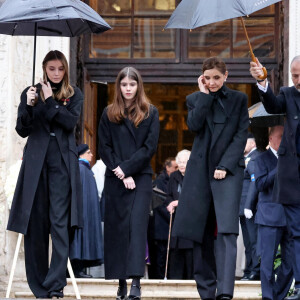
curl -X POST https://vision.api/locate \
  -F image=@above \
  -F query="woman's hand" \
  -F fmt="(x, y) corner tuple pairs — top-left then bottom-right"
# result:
(214, 169), (227, 180)
(113, 166), (125, 180)
(249, 58), (267, 87)
(40, 79), (53, 99)
(198, 75), (209, 94)
(123, 176), (136, 189)
(167, 200), (179, 214)
(26, 86), (37, 106)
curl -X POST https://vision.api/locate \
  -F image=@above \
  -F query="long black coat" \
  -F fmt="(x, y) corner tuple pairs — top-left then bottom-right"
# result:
(7, 85), (83, 234)
(259, 85), (300, 204)
(98, 105), (160, 279)
(165, 170), (194, 249)
(172, 86), (249, 243)
(69, 160), (103, 265)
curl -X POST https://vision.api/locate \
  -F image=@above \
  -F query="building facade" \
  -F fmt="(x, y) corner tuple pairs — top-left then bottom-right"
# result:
(0, 0), (299, 295)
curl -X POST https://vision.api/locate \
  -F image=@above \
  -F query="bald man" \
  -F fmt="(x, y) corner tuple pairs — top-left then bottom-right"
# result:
(250, 56), (300, 299)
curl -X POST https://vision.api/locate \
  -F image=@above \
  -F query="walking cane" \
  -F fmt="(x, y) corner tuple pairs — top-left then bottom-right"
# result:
(6, 233), (81, 299)
(164, 212), (173, 280)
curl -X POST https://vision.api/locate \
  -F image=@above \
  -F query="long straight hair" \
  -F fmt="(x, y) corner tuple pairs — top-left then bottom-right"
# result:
(41, 50), (74, 100)
(107, 67), (150, 127)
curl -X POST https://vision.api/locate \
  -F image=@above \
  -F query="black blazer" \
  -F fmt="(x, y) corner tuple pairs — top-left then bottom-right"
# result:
(239, 149), (259, 215)
(259, 85), (300, 204)
(253, 149), (286, 227)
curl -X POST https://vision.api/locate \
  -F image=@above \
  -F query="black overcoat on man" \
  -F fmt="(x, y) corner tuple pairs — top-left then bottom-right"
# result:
(172, 85), (249, 243)
(259, 85), (300, 204)
(7, 85), (83, 235)
(98, 105), (160, 279)
(165, 170), (193, 249)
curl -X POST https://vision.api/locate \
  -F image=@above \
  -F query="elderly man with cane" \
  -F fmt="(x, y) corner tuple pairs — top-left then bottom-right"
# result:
(250, 55), (300, 299)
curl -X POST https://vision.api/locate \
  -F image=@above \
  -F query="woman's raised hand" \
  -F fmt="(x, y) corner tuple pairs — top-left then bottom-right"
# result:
(198, 75), (209, 94)
(39, 79), (53, 99)
(113, 166), (125, 180)
(123, 176), (136, 189)
(26, 86), (37, 106)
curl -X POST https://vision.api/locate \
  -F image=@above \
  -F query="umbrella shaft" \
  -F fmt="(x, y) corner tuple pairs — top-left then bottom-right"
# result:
(32, 23), (37, 86)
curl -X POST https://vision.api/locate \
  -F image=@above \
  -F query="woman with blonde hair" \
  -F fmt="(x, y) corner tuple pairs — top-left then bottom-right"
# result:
(7, 50), (83, 299)
(98, 66), (160, 300)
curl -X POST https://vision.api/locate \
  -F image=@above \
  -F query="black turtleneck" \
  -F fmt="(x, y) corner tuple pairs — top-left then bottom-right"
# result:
(47, 77), (63, 94)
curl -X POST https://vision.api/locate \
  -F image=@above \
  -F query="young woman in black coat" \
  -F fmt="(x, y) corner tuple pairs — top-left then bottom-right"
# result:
(165, 149), (193, 279)
(7, 50), (83, 299)
(172, 57), (248, 300)
(98, 67), (160, 300)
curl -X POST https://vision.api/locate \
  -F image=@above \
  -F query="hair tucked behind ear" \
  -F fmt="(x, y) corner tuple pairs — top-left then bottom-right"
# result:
(107, 67), (150, 127)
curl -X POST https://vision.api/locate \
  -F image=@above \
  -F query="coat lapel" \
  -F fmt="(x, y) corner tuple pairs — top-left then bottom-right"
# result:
(124, 118), (137, 143)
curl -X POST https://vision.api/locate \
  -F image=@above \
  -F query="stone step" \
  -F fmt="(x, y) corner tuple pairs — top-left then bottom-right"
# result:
(13, 279), (262, 299)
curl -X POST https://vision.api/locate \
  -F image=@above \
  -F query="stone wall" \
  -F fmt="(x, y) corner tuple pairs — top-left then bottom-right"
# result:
(0, 35), (69, 297)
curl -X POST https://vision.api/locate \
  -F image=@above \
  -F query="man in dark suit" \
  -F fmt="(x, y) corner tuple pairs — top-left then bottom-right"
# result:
(246, 126), (293, 300)
(239, 133), (260, 281)
(250, 56), (300, 299)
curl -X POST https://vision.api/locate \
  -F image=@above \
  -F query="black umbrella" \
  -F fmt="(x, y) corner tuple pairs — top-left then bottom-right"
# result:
(0, 0), (111, 85)
(248, 102), (285, 127)
(165, 0), (282, 80)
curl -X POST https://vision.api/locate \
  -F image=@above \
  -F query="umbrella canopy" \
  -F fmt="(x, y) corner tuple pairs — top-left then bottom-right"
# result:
(248, 102), (285, 127)
(0, 0), (111, 85)
(0, 0), (111, 36)
(165, 0), (282, 81)
(165, 0), (282, 30)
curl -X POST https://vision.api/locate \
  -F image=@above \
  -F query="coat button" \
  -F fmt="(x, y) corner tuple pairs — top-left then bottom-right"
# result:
(55, 105), (59, 108)
(294, 115), (299, 120)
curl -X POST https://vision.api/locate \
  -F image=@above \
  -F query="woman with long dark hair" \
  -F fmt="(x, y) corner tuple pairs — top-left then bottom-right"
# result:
(7, 50), (83, 299)
(98, 67), (160, 300)
(172, 57), (249, 300)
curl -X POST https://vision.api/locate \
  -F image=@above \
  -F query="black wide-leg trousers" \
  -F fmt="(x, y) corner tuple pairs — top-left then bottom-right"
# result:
(24, 137), (71, 298)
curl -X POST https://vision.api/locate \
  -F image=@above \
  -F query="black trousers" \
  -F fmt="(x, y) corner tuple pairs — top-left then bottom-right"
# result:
(240, 216), (260, 276)
(194, 210), (237, 299)
(24, 137), (71, 297)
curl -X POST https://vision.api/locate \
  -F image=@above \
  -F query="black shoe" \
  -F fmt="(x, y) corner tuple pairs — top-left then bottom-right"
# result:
(128, 285), (141, 300)
(285, 288), (300, 300)
(217, 294), (232, 300)
(240, 274), (250, 281)
(49, 290), (64, 299)
(75, 271), (93, 278)
(248, 273), (260, 281)
(116, 286), (128, 300)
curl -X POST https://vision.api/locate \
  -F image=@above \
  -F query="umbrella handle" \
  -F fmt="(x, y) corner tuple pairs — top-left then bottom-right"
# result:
(240, 17), (267, 81)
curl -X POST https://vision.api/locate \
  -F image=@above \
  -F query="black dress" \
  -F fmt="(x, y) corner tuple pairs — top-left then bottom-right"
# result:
(98, 105), (160, 279)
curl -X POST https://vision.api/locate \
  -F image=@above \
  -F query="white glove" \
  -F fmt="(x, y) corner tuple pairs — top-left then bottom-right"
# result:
(244, 208), (253, 219)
